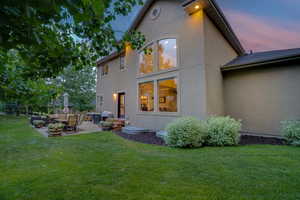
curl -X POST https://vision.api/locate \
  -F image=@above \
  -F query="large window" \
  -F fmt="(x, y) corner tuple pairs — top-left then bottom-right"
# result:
(158, 39), (177, 70)
(138, 77), (178, 113)
(139, 82), (154, 112)
(158, 78), (177, 112)
(139, 45), (154, 75)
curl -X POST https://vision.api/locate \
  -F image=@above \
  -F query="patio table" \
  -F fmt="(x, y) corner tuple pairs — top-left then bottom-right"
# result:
(86, 113), (102, 124)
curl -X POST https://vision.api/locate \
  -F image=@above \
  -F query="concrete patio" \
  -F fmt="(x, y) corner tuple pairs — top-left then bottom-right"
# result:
(35, 121), (102, 137)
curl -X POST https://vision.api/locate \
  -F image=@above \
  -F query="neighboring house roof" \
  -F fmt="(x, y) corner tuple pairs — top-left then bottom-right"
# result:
(97, 0), (245, 66)
(222, 48), (300, 71)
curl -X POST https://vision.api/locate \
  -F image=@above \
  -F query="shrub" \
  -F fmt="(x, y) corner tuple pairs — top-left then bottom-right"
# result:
(32, 120), (45, 128)
(281, 120), (300, 146)
(206, 116), (241, 146)
(48, 123), (65, 130)
(165, 117), (207, 148)
(100, 121), (113, 127)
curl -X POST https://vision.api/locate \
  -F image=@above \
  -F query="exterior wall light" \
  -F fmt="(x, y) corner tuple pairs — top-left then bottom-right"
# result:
(113, 93), (117, 101)
(182, 0), (203, 15)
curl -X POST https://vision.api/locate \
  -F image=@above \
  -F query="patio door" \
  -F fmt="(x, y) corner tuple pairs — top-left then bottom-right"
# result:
(118, 92), (125, 119)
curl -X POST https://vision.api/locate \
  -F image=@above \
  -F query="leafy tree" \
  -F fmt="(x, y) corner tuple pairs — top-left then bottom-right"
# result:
(54, 65), (96, 112)
(0, 0), (145, 79)
(0, 49), (61, 114)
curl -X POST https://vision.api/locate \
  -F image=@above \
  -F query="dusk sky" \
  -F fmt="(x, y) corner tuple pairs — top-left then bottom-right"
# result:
(112, 0), (300, 53)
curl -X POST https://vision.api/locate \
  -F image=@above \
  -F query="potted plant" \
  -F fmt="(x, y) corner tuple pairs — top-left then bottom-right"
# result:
(48, 123), (65, 136)
(100, 121), (114, 131)
(32, 120), (45, 128)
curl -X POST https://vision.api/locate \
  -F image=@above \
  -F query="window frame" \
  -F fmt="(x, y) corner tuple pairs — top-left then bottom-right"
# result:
(158, 38), (178, 71)
(101, 65), (109, 77)
(136, 71), (180, 116)
(138, 81), (155, 113)
(137, 37), (179, 78)
(120, 55), (126, 71)
(157, 77), (178, 113)
(138, 43), (155, 75)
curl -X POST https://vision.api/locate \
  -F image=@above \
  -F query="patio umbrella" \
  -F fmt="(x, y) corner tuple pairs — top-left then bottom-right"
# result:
(63, 93), (69, 113)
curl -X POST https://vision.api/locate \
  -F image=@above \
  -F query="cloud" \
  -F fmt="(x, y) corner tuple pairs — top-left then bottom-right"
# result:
(225, 10), (300, 52)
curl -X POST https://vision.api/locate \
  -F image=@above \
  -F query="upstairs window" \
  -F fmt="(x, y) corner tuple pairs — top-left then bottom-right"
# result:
(102, 65), (108, 76)
(139, 45), (154, 75)
(120, 55), (126, 71)
(158, 39), (177, 71)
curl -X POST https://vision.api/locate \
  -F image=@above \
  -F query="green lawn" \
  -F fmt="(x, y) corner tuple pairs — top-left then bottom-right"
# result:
(0, 116), (300, 200)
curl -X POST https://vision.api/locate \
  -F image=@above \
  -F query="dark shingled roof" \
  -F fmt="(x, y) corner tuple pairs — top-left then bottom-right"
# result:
(222, 48), (300, 71)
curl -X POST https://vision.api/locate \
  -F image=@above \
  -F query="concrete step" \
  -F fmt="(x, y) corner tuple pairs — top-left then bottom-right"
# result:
(122, 126), (151, 134)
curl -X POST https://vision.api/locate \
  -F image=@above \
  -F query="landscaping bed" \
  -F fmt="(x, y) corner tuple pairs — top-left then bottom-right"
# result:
(115, 131), (285, 146)
(115, 131), (166, 146)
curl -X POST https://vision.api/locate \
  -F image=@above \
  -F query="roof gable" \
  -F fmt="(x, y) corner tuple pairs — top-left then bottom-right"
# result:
(97, 0), (245, 66)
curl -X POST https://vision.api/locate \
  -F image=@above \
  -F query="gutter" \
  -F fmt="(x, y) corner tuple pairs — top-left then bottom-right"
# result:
(207, 0), (245, 55)
(221, 55), (300, 72)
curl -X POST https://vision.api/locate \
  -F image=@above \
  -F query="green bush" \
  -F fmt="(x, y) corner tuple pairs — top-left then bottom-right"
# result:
(206, 116), (241, 146)
(32, 120), (45, 127)
(100, 121), (113, 127)
(165, 117), (207, 148)
(281, 120), (300, 146)
(48, 123), (65, 130)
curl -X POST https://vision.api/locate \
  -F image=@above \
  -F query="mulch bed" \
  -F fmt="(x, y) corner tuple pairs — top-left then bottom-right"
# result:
(114, 131), (286, 146)
(115, 131), (166, 146)
(239, 135), (285, 145)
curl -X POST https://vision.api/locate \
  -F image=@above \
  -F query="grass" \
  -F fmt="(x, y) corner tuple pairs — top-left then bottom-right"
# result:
(0, 115), (300, 200)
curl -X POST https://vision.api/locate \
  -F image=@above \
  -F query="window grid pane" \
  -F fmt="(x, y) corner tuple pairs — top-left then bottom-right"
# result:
(158, 78), (177, 112)
(120, 56), (125, 70)
(158, 39), (177, 71)
(139, 82), (154, 112)
(139, 46), (154, 75)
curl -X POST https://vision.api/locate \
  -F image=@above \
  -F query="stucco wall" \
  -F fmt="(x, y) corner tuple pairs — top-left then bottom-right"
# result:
(97, 0), (207, 130)
(223, 64), (300, 136)
(203, 13), (238, 116)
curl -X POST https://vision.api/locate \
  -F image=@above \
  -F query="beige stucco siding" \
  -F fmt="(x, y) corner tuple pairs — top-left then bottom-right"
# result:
(97, 0), (208, 130)
(223, 64), (300, 136)
(203, 13), (238, 116)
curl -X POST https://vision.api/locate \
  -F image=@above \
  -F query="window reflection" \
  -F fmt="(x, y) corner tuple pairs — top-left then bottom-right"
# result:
(139, 46), (154, 75)
(139, 82), (154, 112)
(158, 78), (177, 112)
(158, 39), (177, 70)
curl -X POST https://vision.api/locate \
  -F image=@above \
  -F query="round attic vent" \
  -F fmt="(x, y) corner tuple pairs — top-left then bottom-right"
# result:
(150, 7), (161, 20)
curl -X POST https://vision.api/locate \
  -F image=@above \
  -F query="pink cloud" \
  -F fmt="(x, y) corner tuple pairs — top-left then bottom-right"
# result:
(225, 10), (300, 52)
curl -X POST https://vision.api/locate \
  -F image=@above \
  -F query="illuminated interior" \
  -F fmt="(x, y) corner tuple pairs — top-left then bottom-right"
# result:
(139, 82), (154, 112)
(158, 78), (178, 112)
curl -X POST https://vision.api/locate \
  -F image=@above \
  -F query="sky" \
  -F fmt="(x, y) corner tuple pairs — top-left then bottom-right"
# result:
(111, 0), (300, 53)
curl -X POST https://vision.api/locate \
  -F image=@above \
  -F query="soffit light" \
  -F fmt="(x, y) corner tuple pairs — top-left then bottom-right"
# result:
(183, 0), (203, 15)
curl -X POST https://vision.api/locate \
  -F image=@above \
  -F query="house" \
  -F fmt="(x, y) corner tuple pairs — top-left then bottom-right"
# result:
(96, 0), (300, 137)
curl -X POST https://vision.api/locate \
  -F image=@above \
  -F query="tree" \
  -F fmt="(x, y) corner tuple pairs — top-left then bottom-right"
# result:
(0, 49), (61, 114)
(0, 0), (145, 79)
(54, 65), (96, 112)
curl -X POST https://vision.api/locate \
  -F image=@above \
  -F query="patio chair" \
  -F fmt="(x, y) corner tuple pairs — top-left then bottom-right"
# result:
(77, 114), (85, 127)
(65, 114), (78, 132)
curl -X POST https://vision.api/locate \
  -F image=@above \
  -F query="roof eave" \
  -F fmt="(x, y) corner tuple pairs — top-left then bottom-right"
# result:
(221, 56), (300, 72)
(97, 0), (246, 66)
(182, 0), (245, 56)
(96, 0), (155, 66)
